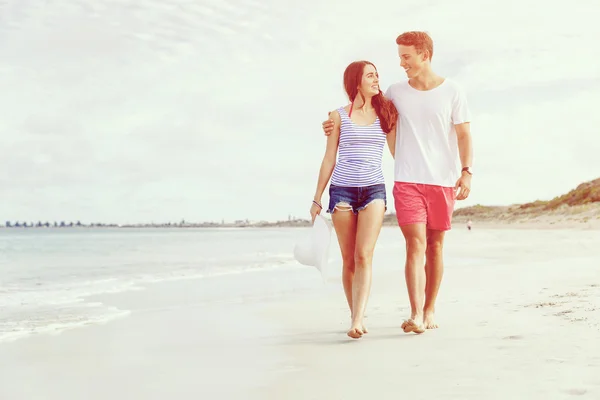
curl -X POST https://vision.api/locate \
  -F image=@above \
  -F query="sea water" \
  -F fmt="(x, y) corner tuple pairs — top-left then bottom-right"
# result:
(2, 225), (598, 343)
(0, 227), (307, 343)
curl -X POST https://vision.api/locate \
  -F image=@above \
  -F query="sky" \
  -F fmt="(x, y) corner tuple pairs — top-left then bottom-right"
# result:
(1, 0), (599, 224)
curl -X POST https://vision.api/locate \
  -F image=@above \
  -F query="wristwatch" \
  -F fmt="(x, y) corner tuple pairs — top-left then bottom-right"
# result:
(461, 167), (473, 175)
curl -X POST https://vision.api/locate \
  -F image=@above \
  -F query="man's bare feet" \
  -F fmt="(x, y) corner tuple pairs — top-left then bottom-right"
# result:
(401, 314), (425, 334)
(424, 311), (439, 329)
(362, 325), (368, 334)
(347, 326), (364, 339)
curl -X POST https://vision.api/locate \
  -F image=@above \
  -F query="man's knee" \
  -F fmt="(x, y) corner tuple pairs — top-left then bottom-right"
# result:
(401, 224), (427, 257)
(405, 236), (426, 256)
(426, 232), (444, 255)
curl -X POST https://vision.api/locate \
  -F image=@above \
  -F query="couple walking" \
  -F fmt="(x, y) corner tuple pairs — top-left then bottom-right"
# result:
(309, 31), (473, 339)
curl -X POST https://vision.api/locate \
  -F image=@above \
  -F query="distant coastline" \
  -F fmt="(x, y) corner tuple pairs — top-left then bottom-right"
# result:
(0, 218), (313, 229)
(3, 178), (598, 230)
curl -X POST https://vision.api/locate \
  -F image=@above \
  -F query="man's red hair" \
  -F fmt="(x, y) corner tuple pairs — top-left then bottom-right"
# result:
(396, 31), (434, 61)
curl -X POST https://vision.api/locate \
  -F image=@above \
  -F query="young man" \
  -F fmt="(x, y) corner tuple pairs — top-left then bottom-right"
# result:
(322, 31), (473, 334)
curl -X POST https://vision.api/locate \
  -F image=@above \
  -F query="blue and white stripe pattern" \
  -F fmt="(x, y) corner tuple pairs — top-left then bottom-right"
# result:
(330, 107), (386, 187)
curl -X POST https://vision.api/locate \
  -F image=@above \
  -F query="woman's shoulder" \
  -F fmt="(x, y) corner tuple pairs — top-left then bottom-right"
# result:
(334, 105), (350, 114)
(329, 106), (347, 122)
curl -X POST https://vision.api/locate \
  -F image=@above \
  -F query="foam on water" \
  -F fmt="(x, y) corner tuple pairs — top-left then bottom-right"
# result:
(0, 302), (132, 343)
(0, 265), (305, 343)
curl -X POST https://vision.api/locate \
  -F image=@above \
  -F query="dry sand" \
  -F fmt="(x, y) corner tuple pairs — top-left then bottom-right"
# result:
(0, 226), (598, 399)
(258, 261), (600, 399)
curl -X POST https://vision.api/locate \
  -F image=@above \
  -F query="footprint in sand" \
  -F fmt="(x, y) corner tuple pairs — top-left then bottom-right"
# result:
(551, 293), (573, 299)
(563, 388), (587, 396)
(554, 310), (574, 316)
(571, 317), (587, 322)
(527, 301), (559, 308)
(503, 335), (524, 340)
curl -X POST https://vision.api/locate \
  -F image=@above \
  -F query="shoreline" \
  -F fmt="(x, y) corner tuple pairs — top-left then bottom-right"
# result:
(1, 217), (599, 230)
(0, 228), (599, 399)
(0, 226), (598, 346)
(0, 270), (312, 400)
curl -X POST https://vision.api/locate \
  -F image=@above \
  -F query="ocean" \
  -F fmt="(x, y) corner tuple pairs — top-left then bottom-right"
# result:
(2, 224), (599, 344)
(0, 227), (309, 343)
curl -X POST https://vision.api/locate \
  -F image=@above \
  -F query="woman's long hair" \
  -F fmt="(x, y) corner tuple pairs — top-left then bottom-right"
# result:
(343, 61), (398, 133)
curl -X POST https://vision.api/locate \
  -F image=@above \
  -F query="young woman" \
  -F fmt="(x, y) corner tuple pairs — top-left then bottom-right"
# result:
(310, 60), (398, 339)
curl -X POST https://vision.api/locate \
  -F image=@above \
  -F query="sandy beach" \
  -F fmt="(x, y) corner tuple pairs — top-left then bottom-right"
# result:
(1, 225), (599, 400)
(2, 0), (600, 398)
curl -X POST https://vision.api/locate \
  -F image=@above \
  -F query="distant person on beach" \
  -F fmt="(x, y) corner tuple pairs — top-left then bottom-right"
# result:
(467, 220), (472, 231)
(310, 60), (398, 339)
(322, 32), (473, 334)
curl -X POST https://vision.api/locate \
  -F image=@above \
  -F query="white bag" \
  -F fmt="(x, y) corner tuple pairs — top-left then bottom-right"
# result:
(293, 214), (333, 272)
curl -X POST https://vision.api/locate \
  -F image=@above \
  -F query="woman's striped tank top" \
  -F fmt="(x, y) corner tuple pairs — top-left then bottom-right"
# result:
(330, 106), (387, 187)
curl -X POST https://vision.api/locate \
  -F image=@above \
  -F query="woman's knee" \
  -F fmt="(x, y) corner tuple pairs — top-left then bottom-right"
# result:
(342, 254), (356, 272)
(354, 248), (374, 267)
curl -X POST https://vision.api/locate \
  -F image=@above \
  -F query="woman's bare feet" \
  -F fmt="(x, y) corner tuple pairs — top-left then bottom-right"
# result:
(347, 326), (364, 339)
(401, 314), (425, 334)
(349, 313), (367, 335)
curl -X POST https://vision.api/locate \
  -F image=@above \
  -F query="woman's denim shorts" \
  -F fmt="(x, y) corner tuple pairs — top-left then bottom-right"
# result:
(327, 184), (387, 215)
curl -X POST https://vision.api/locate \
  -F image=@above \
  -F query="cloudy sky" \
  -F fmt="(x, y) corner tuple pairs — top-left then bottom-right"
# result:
(1, 0), (599, 224)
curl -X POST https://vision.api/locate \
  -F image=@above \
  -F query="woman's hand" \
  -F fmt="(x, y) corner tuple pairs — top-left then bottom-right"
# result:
(310, 201), (322, 223)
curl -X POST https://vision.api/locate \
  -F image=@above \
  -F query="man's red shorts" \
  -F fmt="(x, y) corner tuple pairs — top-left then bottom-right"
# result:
(393, 181), (456, 231)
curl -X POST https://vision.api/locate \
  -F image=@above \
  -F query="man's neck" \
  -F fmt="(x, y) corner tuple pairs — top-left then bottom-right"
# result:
(409, 69), (444, 91)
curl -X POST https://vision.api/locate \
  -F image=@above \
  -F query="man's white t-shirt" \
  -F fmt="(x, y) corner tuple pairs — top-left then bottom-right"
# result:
(385, 78), (471, 188)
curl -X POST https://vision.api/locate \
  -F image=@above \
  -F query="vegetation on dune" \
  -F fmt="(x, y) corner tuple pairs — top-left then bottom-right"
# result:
(541, 178), (600, 210)
(453, 204), (505, 217)
(453, 177), (600, 219)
